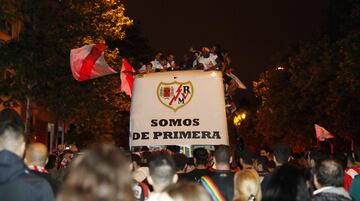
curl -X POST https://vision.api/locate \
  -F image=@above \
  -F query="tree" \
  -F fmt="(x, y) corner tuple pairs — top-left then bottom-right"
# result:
(0, 0), (136, 146)
(110, 23), (154, 66)
(253, 0), (360, 146)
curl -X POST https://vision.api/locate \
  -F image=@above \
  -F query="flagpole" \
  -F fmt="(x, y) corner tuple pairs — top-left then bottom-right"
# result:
(330, 142), (334, 155)
(316, 138), (320, 148)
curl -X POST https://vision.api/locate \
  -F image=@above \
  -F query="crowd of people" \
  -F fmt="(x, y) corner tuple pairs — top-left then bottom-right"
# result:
(136, 45), (231, 73)
(131, 45), (246, 113)
(0, 109), (359, 201)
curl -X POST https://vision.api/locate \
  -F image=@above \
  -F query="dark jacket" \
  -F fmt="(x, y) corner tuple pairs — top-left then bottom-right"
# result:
(186, 168), (212, 183)
(202, 170), (235, 201)
(0, 150), (54, 201)
(30, 170), (60, 195)
(261, 168), (274, 191)
(349, 175), (360, 201)
(313, 187), (353, 201)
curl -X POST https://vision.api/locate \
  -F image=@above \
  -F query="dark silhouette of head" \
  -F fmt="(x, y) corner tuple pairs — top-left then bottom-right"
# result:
(273, 144), (291, 165)
(239, 150), (254, 166)
(172, 153), (187, 172)
(214, 145), (231, 165)
(260, 146), (271, 158)
(57, 144), (135, 201)
(262, 163), (311, 201)
(131, 154), (142, 169)
(45, 154), (57, 170)
(166, 145), (181, 153)
(193, 148), (209, 166)
(307, 148), (324, 168)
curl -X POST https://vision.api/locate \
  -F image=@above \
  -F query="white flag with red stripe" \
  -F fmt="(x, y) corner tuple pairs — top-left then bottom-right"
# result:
(70, 44), (117, 81)
(120, 58), (135, 96)
(315, 124), (335, 141)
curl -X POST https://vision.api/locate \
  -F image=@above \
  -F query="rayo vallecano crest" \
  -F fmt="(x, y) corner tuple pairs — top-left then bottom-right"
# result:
(157, 81), (194, 112)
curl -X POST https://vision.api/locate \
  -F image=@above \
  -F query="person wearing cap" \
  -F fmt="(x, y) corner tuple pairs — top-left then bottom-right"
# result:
(194, 47), (218, 70)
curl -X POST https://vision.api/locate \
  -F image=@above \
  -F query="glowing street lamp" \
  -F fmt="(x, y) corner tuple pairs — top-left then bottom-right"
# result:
(233, 112), (246, 126)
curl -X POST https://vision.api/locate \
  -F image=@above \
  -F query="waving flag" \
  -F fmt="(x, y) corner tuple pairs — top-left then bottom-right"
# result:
(315, 124), (335, 141)
(120, 59), (135, 96)
(70, 44), (117, 81)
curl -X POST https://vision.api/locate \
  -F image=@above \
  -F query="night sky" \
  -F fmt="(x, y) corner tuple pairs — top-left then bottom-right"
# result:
(124, 0), (329, 86)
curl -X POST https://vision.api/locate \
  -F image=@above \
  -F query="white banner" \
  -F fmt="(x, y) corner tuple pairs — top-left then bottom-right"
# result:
(129, 70), (229, 146)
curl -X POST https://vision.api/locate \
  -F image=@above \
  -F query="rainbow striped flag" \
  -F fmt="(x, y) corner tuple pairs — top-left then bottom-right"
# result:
(200, 176), (226, 201)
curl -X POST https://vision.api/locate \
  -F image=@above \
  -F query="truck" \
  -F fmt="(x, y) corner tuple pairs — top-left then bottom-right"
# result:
(129, 70), (229, 152)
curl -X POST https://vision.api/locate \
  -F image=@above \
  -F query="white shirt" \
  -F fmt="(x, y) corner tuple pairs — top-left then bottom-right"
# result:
(139, 65), (146, 71)
(197, 53), (218, 70)
(148, 192), (162, 201)
(313, 186), (335, 195)
(151, 60), (163, 70)
(313, 186), (352, 199)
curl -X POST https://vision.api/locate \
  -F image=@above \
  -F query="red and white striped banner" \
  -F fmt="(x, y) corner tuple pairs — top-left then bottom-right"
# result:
(70, 44), (117, 81)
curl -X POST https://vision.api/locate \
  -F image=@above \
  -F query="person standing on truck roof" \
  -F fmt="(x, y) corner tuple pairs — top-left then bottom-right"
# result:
(150, 51), (164, 71)
(194, 47), (218, 71)
(222, 62), (245, 113)
(158, 55), (171, 72)
(166, 53), (178, 71)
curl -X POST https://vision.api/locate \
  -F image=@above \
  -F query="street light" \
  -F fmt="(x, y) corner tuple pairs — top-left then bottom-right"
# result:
(233, 111), (246, 126)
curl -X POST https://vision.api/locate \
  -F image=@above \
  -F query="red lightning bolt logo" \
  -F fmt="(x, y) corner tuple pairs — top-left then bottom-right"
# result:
(169, 84), (182, 106)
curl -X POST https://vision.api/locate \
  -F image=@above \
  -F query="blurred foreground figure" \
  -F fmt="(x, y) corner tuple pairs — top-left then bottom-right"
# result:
(56, 144), (135, 201)
(262, 163), (311, 201)
(261, 144), (291, 191)
(159, 182), (212, 201)
(233, 169), (262, 201)
(147, 152), (177, 201)
(349, 174), (360, 201)
(0, 109), (54, 201)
